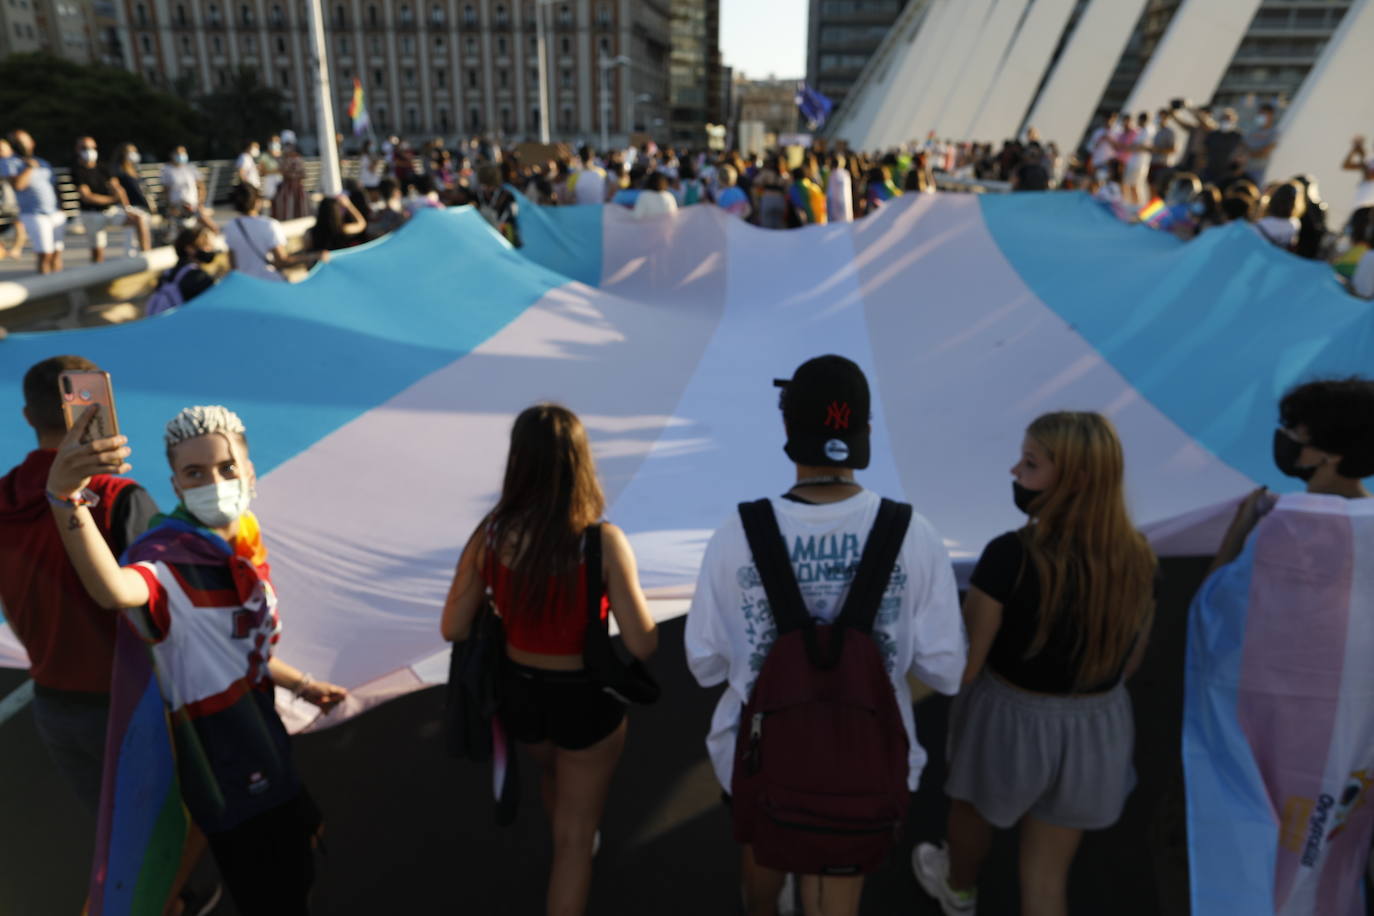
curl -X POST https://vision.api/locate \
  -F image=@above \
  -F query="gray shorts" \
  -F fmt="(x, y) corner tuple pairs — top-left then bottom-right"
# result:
(944, 671), (1135, 831)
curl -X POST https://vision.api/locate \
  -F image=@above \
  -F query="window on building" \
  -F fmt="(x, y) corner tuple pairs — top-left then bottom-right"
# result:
(277, 35), (286, 52)
(465, 35), (477, 55)
(338, 35), (349, 55)
(407, 106), (419, 130)
(530, 105), (539, 128)
(174, 3), (186, 25)
(280, 67), (289, 85)
(140, 33), (151, 52)
(469, 106), (480, 130)
(501, 105), (512, 131)
(402, 35), (414, 54)
(181, 35), (191, 51)
(404, 67), (415, 87)
(436, 67), (446, 87)
(371, 35), (382, 54)
(467, 68), (477, 88)
(598, 36), (608, 55)
(559, 103), (572, 130)
(399, 3), (412, 25)
(560, 67), (571, 88)
(373, 67), (383, 87)
(496, 35), (506, 54)
(367, 3), (378, 26)
(240, 3), (252, 26)
(528, 35), (536, 54)
(438, 107), (450, 131)
(245, 33), (256, 51)
(559, 35), (569, 55)
(596, 3), (609, 26)
(330, 3), (341, 26)
(494, 3), (507, 27)
(430, 3), (442, 25)
(273, 3), (285, 25)
(208, 3), (220, 25)
(135, 2), (147, 24)
(463, 3), (475, 26)
(557, 4), (570, 27)
(375, 105), (386, 129)
(434, 34), (444, 51)
(498, 68), (507, 88)
(212, 34), (222, 52)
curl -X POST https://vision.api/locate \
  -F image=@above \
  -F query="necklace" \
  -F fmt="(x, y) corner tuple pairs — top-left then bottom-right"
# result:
(791, 475), (858, 488)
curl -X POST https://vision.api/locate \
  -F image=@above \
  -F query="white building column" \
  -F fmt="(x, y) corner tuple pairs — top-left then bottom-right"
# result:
(1122, 0), (1264, 116)
(965, 0), (1076, 143)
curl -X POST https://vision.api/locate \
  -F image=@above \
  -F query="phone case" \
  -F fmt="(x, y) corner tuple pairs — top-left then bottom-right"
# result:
(59, 370), (121, 443)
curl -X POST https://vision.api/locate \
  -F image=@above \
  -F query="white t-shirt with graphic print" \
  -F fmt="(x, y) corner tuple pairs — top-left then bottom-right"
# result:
(684, 489), (966, 792)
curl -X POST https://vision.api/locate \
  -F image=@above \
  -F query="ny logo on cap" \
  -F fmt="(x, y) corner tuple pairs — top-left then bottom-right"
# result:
(825, 401), (851, 430)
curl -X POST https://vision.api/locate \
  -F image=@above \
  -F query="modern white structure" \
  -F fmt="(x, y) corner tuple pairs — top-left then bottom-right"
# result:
(1266, 0), (1374, 226)
(1120, 0), (1263, 116)
(826, 0), (1372, 223)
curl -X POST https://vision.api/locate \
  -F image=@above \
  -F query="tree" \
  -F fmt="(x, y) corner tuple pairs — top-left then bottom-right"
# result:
(195, 67), (290, 158)
(0, 53), (206, 165)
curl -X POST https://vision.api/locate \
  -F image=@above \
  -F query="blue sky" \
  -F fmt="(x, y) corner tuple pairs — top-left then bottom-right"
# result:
(720, 0), (808, 80)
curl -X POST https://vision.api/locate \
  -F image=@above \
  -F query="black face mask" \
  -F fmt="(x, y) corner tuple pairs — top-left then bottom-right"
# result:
(1013, 481), (1043, 514)
(194, 249), (217, 264)
(1273, 428), (1317, 481)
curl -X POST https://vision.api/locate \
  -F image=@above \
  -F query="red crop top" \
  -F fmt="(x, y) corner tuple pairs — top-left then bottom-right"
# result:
(485, 559), (610, 655)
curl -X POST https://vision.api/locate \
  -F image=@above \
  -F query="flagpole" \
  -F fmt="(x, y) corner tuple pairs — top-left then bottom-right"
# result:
(305, 0), (342, 195)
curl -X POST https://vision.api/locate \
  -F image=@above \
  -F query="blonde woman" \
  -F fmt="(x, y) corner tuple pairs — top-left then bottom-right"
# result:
(914, 412), (1157, 916)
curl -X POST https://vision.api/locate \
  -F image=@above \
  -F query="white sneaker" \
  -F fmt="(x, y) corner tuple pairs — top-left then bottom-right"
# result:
(912, 842), (977, 915)
(777, 872), (798, 915)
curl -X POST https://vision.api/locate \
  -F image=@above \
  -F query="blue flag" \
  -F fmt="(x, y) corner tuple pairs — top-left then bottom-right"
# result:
(795, 83), (833, 130)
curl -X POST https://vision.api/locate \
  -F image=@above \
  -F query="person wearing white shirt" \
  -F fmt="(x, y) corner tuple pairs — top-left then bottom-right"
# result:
(1088, 113), (1119, 176)
(686, 355), (965, 916)
(571, 144), (607, 206)
(632, 172), (679, 219)
(223, 184), (322, 282)
(1124, 112), (1155, 204)
(827, 154), (854, 223)
(234, 139), (261, 189)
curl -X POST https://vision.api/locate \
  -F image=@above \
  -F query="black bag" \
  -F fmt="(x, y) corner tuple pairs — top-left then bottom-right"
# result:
(443, 596), (505, 761)
(580, 524), (661, 705)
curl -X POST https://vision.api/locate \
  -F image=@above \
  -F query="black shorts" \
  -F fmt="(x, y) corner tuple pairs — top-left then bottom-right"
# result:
(499, 661), (626, 751)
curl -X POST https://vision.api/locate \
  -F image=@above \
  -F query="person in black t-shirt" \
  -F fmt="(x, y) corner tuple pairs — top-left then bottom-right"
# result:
(72, 136), (151, 262)
(913, 411), (1157, 916)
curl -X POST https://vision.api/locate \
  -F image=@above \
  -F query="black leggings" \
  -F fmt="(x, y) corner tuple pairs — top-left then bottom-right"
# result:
(206, 791), (320, 915)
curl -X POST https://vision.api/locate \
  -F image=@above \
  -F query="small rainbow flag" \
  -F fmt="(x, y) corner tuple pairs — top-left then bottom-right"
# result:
(1137, 197), (1166, 226)
(348, 77), (370, 136)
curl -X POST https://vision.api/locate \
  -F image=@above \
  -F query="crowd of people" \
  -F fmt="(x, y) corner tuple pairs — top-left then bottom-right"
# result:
(5, 345), (1373, 915)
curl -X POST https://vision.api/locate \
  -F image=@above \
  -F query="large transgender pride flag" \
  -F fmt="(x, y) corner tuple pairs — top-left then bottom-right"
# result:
(0, 190), (1370, 905)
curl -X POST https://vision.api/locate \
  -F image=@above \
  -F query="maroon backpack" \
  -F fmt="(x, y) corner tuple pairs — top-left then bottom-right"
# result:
(731, 497), (913, 876)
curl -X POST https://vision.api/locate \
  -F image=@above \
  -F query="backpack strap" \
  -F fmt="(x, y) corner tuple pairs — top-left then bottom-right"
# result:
(835, 499), (912, 636)
(584, 523), (604, 625)
(737, 499), (810, 635)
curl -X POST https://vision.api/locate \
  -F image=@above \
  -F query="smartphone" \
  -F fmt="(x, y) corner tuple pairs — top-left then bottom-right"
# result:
(1170, 98), (1185, 110)
(59, 370), (121, 443)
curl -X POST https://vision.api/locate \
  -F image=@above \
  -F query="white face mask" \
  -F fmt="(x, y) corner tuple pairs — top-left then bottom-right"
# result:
(80, 149), (98, 164)
(128, 151), (142, 164)
(182, 478), (251, 529)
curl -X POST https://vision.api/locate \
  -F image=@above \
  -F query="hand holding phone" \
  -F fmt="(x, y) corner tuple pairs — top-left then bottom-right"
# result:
(59, 370), (121, 444)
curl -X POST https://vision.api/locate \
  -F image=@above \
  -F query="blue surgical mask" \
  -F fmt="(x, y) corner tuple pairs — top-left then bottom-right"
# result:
(174, 152), (189, 164)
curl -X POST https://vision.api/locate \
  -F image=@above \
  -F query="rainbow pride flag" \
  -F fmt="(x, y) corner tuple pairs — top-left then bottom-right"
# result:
(1185, 494), (1374, 914)
(348, 77), (370, 136)
(87, 624), (188, 915)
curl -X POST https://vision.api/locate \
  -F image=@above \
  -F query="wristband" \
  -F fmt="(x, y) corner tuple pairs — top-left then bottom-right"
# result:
(47, 488), (100, 509)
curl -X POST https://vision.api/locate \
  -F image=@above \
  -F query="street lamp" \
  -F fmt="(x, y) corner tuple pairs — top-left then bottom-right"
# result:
(534, 0), (553, 143)
(598, 53), (630, 152)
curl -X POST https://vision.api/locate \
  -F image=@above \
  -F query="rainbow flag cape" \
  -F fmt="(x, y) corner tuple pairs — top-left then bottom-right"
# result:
(87, 624), (188, 915)
(1184, 493), (1374, 915)
(1333, 242), (1368, 281)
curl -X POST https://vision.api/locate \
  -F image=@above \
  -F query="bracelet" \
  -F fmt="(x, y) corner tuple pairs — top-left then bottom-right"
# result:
(46, 488), (100, 509)
(292, 673), (314, 698)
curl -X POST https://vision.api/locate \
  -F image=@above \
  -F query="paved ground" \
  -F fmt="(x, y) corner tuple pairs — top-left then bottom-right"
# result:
(1, 557), (1226, 916)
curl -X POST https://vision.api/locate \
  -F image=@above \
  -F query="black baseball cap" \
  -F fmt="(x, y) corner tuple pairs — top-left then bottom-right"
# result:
(774, 355), (871, 469)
